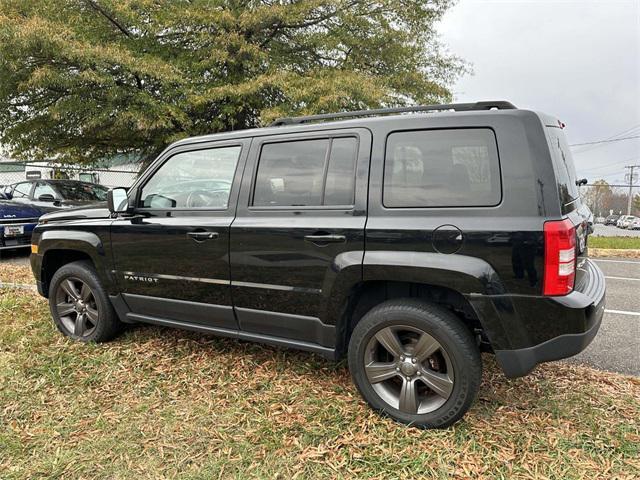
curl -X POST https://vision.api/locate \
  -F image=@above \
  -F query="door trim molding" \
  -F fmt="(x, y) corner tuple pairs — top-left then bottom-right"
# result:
(122, 293), (237, 329)
(236, 307), (335, 347)
(120, 271), (229, 285)
(114, 270), (320, 293)
(232, 281), (321, 294)
(123, 311), (335, 359)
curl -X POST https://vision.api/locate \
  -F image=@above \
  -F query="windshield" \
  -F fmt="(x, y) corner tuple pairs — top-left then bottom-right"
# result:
(55, 182), (108, 201)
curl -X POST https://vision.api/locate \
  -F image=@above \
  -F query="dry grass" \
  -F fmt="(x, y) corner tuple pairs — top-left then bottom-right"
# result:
(0, 289), (638, 479)
(0, 262), (34, 285)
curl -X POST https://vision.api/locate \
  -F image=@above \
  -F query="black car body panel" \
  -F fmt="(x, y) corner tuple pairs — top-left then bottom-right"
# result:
(30, 106), (605, 376)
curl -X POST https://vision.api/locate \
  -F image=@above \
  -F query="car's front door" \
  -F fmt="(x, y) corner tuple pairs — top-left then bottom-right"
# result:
(31, 181), (61, 209)
(230, 129), (371, 349)
(110, 139), (249, 330)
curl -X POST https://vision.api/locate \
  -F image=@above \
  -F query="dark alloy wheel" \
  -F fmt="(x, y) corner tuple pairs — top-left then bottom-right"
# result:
(49, 260), (123, 343)
(348, 299), (481, 428)
(55, 277), (99, 339)
(364, 325), (454, 415)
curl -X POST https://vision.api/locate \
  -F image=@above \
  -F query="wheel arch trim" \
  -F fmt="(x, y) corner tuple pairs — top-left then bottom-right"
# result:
(37, 230), (111, 296)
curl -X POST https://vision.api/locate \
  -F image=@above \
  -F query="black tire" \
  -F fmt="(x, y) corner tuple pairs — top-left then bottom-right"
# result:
(348, 299), (481, 428)
(49, 260), (123, 343)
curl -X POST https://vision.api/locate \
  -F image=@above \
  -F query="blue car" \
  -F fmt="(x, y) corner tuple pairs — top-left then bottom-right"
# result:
(0, 201), (50, 251)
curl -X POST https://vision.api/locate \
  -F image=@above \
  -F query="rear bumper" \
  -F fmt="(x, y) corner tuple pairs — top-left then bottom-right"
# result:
(495, 305), (603, 377)
(470, 258), (606, 378)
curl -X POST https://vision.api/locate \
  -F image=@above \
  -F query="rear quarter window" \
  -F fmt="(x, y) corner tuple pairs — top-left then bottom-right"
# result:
(383, 128), (502, 208)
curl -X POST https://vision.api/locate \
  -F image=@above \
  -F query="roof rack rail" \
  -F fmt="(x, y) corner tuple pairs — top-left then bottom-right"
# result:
(269, 100), (517, 127)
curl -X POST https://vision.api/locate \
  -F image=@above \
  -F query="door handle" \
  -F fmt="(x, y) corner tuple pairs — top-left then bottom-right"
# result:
(304, 233), (346, 245)
(187, 231), (219, 242)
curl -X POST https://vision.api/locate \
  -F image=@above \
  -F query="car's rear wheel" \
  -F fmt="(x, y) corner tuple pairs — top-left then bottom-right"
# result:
(348, 299), (481, 428)
(49, 261), (123, 342)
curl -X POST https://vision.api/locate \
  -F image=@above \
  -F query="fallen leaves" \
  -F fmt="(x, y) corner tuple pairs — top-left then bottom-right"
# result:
(0, 289), (638, 479)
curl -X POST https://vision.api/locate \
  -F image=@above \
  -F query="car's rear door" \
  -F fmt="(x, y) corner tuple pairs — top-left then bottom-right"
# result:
(110, 139), (249, 330)
(8, 181), (34, 205)
(229, 128), (371, 349)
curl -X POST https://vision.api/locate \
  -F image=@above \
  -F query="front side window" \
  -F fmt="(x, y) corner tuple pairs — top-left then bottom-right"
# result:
(33, 182), (58, 199)
(140, 146), (241, 209)
(253, 137), (357, 207)
(384, 128), (501, 208)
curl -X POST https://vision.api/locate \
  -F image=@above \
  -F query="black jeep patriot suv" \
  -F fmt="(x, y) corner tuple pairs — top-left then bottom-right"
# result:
(30, 101), (605, 428)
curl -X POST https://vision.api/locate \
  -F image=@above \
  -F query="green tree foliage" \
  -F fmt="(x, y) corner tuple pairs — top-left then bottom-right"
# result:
(0, 0), (464, 163)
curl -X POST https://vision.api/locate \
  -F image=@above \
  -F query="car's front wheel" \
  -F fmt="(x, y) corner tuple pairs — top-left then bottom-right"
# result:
(49, 260), (123, 342)
(348, 299), (481, 428)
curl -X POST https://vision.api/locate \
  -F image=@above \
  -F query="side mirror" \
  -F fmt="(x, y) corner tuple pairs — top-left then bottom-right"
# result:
(107, 188), (129, 213)
(38, 194), (56, 202)
(576, 178), (588, 187)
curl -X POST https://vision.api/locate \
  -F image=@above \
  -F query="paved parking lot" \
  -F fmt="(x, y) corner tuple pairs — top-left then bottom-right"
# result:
(569, 257), (640, 376)
(592, 223), (640, 237)
(1, 249), (638, 376)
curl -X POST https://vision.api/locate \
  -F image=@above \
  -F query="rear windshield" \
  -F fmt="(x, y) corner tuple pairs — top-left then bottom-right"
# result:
(546, 127), (580, 213)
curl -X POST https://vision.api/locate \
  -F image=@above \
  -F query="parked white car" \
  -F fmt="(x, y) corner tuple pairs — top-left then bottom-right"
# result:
(621, 216), (636, 229)
(630, 217), (640, 230)
(617, 215), (634, 228)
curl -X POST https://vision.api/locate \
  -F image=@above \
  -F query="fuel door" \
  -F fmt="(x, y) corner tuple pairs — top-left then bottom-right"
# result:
(432, 225), (463, 254)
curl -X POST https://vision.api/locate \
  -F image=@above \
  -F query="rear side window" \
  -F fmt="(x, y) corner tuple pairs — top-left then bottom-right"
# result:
(546, 127), (580, 212)
(11, 182), (32, 199)
(253, 137), (357, 207)
(383, 128), (501, 208)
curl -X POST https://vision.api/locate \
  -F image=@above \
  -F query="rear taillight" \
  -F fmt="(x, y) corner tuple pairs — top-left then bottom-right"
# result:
(543, 218), (576, 296)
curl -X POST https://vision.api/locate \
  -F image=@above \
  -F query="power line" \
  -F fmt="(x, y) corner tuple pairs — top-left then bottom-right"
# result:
(569, 134), (640, 147)
(595, 124), (640, 142)
(577, 158), (639, 173)
(571, 125), (640, 154)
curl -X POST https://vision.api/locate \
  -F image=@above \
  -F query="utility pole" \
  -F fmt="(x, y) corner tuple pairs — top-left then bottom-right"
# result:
(624, 165), (639, 215)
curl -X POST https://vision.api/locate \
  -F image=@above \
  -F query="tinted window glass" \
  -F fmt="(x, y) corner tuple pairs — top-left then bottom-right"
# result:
(253, 139), (329, 207)
(253, 137), (358, 207)
(324, 137), (357, 205)
(384, 129), (501, 208)
(55, 181), (108, 201)
(140, 146), (241, 209)
(546, 127), (579, 211)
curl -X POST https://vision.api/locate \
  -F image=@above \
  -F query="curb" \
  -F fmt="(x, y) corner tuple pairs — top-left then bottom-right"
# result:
(590, 248), (640, 259)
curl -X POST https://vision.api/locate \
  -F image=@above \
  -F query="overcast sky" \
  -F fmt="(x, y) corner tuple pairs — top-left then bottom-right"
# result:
(438, 0), (640, 185)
